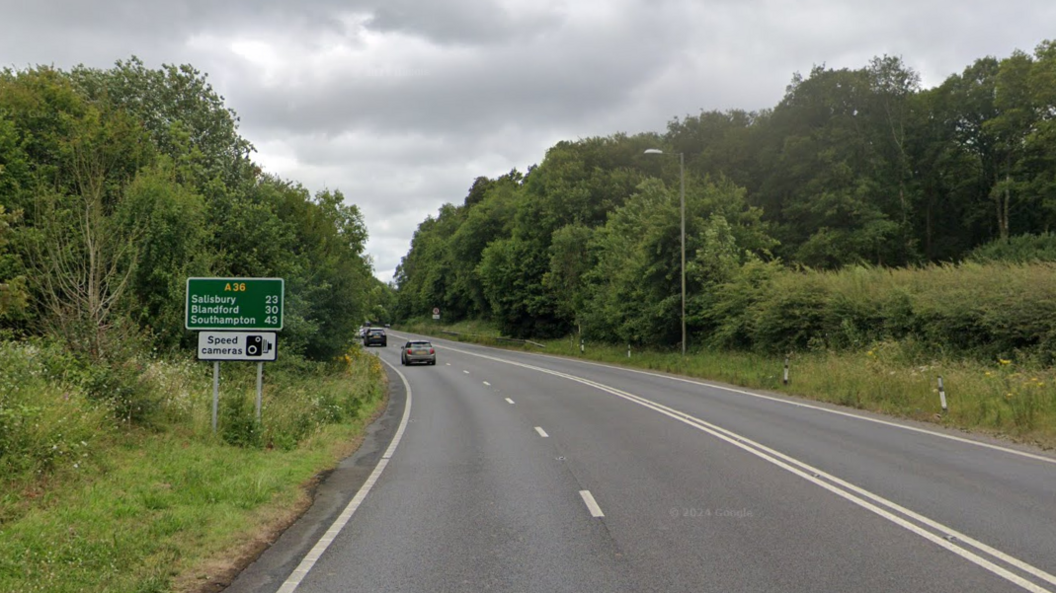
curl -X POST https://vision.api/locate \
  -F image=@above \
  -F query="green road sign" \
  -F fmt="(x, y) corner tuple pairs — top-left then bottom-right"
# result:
(185, 277), (284, 330)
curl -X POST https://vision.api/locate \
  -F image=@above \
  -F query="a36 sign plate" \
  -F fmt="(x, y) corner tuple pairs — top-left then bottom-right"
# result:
(185, 277), (284, 331)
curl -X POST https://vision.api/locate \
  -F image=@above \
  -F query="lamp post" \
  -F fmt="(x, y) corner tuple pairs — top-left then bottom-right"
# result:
(644, 148), (686, 356)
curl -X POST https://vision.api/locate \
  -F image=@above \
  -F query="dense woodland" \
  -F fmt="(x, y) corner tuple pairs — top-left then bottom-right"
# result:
(0, 59), (395, 378)
(394, 43), (1056, 359)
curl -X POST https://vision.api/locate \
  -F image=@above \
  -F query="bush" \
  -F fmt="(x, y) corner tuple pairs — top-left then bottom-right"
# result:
(967, 233), (1056, 264)
(0, 340), (110, 478)
(221, 392), (263, 448)
(697, 261), (1056, 361)
(80, 356), (161, 425)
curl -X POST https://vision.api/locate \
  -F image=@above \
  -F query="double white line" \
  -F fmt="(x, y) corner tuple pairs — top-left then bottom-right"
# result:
(456, 348), (1056, 593)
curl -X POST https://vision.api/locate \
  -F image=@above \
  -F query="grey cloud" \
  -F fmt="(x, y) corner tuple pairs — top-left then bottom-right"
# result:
(363, 0), (566, 45)
(3, 0), (1056, 281)
(221, 6), (682, 140)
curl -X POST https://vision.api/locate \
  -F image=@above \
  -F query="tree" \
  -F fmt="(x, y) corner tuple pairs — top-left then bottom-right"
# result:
(0, 204), (27, 321)
(29, 101), (153, 359)
(118, 161), (210, 349)
(985, 50), (1035, 241)
(543, 223), (594, 331)
(70, 57), (255, 190)
(0, 114), (30, 324)
(758, 64), (912, 267)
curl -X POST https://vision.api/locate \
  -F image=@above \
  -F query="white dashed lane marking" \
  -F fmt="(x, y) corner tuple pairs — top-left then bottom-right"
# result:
(579, 490), (605, 518)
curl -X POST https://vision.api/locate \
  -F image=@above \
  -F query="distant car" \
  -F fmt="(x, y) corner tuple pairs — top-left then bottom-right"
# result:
(401, 340), (436, 365)
(363, 328), (387, 347)
(357, 326), (369, 338)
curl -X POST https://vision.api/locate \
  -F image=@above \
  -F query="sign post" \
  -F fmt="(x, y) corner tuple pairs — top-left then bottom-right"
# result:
(432, 307), (440, 321)
(187, 278), (284, 430)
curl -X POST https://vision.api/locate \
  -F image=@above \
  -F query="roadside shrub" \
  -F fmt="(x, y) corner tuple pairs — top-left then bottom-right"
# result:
(750, 272), (828, 353)
(967, 233), (1056, 264)
(79, 355), (161, 425)
(0, 340), (110, 478)
(695, 261), (1056, 362)
(220, 392), (263, 448)
(704, 259), (779, 350)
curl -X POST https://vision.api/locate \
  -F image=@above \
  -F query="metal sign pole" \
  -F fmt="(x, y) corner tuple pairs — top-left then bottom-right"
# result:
(212, 361), (220, 433)
(256, 362), (263, 422)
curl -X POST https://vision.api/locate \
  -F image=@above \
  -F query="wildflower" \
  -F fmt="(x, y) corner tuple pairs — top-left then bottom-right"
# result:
(866, 350), (874, 357)
(999, 359), (1012, 365)
(984, 371), (992, 377)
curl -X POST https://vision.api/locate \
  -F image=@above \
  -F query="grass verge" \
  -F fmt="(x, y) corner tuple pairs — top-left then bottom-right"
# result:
(0, 345), (387, 593)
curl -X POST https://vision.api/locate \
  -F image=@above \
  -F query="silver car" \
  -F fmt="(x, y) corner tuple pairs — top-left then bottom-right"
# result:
(400, 340), (436, 366)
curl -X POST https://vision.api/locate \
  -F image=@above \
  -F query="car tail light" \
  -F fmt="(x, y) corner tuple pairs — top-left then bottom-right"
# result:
(407, 348), (413, 354)
(429, 348), (435, 354)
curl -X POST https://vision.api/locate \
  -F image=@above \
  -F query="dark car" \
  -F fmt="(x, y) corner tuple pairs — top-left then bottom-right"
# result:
(401, 340), (436, 365)
(363, 328), (387, 347)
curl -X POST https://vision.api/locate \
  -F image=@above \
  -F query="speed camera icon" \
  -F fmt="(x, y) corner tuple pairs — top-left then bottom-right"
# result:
(246, 335), (273, 357)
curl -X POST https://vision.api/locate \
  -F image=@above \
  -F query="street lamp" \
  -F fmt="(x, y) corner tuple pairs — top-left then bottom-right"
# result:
(644, 148), (686, 356)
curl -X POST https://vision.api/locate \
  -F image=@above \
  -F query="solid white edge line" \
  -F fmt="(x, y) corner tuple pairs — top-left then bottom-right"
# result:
(275, 356), (413, 593)
(579, 490), (605, 517)
(534, 426), (549, 438)
(596, 381), (1056, 591)
(505, 398), (515, 404)
(447, 346), (1055, 593)
(437, 342), (1056, 466)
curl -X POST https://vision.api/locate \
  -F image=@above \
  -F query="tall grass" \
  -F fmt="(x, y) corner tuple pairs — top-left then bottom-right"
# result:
(0, 340), (386, 593)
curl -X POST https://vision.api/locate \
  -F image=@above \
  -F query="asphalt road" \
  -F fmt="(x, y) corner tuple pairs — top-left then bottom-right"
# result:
(226, 332), (1056, 593)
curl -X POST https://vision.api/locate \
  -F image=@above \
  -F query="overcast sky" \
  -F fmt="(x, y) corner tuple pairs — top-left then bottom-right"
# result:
(2, 1), (1054, 282)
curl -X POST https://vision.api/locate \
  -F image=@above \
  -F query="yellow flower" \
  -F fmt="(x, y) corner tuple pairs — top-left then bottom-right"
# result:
(984, 371), (992, 377)
(999, 359), (1012, 365)
(866, 350), (874, 357)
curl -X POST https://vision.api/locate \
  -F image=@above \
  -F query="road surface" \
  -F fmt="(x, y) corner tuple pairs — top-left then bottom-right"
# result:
(226, 332), (1056, 593)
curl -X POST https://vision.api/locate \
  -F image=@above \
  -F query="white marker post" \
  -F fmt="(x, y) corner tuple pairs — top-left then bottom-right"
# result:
(938, 376), (948, 414)
(783, 357), (790, 386)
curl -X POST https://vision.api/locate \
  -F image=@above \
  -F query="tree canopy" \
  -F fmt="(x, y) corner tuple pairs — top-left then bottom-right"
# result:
(395, 42), (1056, 348)
(0, 60), (387, 361)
